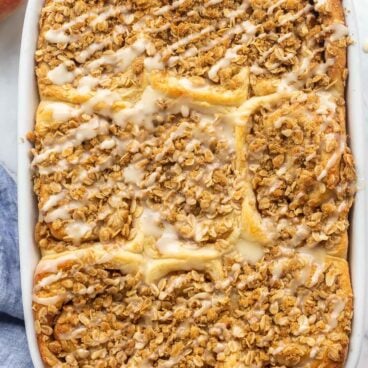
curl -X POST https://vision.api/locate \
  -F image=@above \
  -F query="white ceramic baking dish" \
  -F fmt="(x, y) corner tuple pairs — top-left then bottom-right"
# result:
(17, 1), (367, 367)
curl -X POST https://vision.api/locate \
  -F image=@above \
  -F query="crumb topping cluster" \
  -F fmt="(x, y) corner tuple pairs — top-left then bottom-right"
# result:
(31, 0), (355, 367)
(246, 93), (355, 251)
(32, 99), (241, 253)
(36, 0), (348, 94)
(34, 249), (351, 367)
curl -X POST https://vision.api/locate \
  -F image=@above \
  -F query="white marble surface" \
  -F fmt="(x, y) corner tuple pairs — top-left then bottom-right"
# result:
(0, 1), (367, 366)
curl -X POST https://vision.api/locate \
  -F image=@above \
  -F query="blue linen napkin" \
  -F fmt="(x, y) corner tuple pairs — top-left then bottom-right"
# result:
(0, 164), (32, 367)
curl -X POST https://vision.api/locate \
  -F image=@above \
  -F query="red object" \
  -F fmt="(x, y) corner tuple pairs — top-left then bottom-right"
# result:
(0, 0), (23, 21)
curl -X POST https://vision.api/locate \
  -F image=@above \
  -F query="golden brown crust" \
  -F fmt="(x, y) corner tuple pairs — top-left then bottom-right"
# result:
(325, 0), (348, 95)
(240, 91), (355, 257)
(31, 0), (354, 367)
(150, 69), (250, 106)
(33, 247), (353, 367)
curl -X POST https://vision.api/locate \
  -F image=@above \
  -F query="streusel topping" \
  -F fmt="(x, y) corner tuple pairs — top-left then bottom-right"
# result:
(31, 0), (354, 367)
(36, 0), (349, 97)
(34, 247), (351, 367)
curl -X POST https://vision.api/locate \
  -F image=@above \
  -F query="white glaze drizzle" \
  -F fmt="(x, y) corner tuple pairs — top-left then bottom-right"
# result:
(90, 5), (130, 26)
(65, 222), (94, 242)
(153, 0), (186, 15)
(34, 271), (63, 291)
(267, 0), (286, 15)
(86, 38), (148, 72)
(47, 63), (80, 85)
(32, 117), (109, 165)
(41, 192), (66, 212)
(225, 0), (250, 19)
(208, 21), (257, 80)
(317, 138), (345, 181)
(35, 253), (79, 274)
(44, 12), (92, 43)
(279, 4), (313, 26)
